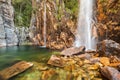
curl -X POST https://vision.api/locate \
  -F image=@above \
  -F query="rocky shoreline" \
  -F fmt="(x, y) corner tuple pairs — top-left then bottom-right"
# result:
(46, 40), (120, 80)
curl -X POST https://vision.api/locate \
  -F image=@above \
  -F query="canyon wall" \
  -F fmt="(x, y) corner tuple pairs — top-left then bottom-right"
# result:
(0, 0), (18, 47)
(0, 0), (119, 49)
(30, 0), (120, 49)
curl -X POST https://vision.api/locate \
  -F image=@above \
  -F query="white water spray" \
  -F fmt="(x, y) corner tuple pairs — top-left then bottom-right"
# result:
(43, 0), (47, 47)
(74, 0), (96, 50)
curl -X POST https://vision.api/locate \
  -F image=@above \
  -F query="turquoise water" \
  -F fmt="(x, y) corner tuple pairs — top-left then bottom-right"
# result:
(0, 46), (57, 70)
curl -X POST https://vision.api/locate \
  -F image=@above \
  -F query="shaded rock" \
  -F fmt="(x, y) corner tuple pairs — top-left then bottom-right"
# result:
(60, 46), (85, 56)
(0, 61), (33, 80)
(97, 40), (120, 58)
(100, 66), (120, 80)
(86, 50), (97, 54)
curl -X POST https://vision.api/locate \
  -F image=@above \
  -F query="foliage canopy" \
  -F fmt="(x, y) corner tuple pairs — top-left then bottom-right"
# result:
(12, 0), (32, 27)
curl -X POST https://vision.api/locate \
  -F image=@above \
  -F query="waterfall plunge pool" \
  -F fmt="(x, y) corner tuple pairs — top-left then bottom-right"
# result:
(0, 46), (105, 80)
(0, 45), (59, 70)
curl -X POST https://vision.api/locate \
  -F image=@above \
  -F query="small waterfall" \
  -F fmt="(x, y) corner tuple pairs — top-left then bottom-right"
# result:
(43, 0), (47, 47)
(74, 0), (96, 50)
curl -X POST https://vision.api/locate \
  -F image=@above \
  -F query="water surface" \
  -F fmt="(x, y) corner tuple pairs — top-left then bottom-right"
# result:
(0, 45), (57, 70)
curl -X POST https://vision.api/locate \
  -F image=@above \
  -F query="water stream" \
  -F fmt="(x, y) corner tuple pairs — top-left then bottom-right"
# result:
(74, 0), (96, 50)
(43, 0), (47, 47)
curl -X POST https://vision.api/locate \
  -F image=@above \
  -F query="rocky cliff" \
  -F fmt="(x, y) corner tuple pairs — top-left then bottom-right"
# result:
(0, 0), (18, 47)
(97, 0), (120, 43)
(1, 0), (118, 49)
(29, 0), (120, 49)
(30, 0), (75, 49)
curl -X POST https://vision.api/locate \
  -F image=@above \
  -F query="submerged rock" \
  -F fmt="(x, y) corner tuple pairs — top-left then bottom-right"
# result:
(97, 39), (120, 58)
(60, 46), (85, 56)
(0, 61), (33, 80)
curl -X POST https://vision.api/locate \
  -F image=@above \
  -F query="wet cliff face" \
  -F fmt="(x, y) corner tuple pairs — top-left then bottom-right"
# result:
(30, 0), (76, 49)
(0, 0), (18, 47)
(97, 0), (120, 43)
(29, 0), (120, 49)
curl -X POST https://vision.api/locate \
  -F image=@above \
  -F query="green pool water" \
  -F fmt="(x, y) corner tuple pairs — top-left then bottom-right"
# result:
(0, 45), (58, 70)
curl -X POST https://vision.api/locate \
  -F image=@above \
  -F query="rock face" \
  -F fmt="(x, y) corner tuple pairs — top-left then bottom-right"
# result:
(97, 0), (120, 43)
(97, 40), (120, 58)
(0, 13), (6, 47)
(0, 0), (18, 47)
(15, 27), (29, 45)
(30, 0), (75, 49)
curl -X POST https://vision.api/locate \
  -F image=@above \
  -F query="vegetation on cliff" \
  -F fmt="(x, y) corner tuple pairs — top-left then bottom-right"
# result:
(12, 0), (32, 27)
(11, 0), (120, 47)
(12, 0), (79, 27)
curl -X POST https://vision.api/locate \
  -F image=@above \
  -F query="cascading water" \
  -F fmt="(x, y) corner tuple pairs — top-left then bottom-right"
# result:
(74, 0), (96, 50)
(43, 0), (47, 47)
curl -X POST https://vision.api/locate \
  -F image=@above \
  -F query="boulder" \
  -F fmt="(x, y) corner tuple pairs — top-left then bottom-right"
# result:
(60, 46), (85, 56)
(47, 55), (64, 67)
(97, 40), (120, 58)
(100, 66), (120, 80)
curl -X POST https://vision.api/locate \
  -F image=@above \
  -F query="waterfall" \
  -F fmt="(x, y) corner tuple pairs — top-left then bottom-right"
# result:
(43, 0), (47, 47)
(74, 0), (96, 50)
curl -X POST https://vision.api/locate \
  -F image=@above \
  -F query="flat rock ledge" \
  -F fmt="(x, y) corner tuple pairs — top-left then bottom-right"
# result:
(0, 61), (33, 80)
